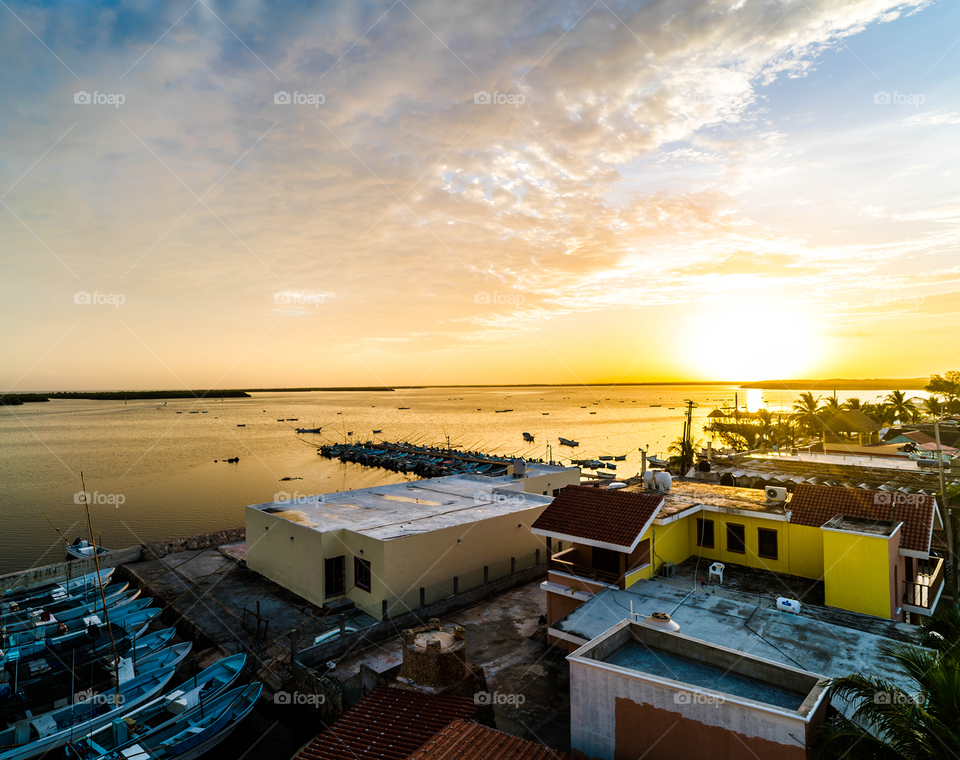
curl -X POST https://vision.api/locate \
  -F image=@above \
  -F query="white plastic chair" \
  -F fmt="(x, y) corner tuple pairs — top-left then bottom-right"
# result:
(709, 562), (724, 585)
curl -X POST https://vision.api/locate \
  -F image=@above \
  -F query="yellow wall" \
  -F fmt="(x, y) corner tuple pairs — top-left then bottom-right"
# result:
(647, 520), (691, 579)
(684, 512), (791, 575)
(787, 524), (824, 580)
(822, 530), (893, 618)
(244, 508), (328, 608)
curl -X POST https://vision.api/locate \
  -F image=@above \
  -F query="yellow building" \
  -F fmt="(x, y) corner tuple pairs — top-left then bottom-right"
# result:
(245, 464), (579, 619)
(535, 483), (942, 645)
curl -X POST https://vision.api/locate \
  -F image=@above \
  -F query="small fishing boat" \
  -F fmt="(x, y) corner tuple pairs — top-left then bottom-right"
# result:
(522, 432), (535, 442)
(64, 654), (247, 760)
(647, 456), (669, 468)
(286, 418), (298, 421)
(0, 569), (115, 602)
(614, 455), (627, 461)
(1, 587), (139, 632)
(129, 628), (177, 660)
(558, 437), (579, 447)
(398, 407), (410, 410)
(84, 682), (262, 760)
(373, 429), (382, 433)
(66, 539), (111, 561)
(542, 412), (549, 415)
(295, 427), (322, 434)
(236, 424), (245, 427)
(599, 455), (613, 461)
(0, 666), (176, 760)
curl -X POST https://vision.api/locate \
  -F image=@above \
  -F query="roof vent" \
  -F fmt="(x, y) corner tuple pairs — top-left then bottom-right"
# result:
(642, 612), (680, 632)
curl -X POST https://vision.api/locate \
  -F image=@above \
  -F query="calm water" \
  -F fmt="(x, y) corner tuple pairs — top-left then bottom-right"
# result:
(0, 385), (895, 575)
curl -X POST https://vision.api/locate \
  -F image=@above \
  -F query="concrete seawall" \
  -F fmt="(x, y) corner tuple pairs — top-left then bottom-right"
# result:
(139, 528), (244, 560)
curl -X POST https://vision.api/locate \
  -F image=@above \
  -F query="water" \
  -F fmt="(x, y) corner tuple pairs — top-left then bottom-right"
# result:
(0, 385), (897, 575)
(605, 641), (806, 710)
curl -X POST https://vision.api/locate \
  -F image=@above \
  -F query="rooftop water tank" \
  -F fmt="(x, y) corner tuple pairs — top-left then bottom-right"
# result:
(777, 597), (801, 615)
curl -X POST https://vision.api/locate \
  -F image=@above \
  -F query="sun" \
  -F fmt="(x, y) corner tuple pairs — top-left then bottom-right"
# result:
(677, 302), (817, 381)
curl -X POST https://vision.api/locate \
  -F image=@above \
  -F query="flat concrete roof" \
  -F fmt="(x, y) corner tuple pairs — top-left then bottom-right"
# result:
(248, 472), (558, 540)
(624, 481), (786, 519)
(552, 578), (920, 693)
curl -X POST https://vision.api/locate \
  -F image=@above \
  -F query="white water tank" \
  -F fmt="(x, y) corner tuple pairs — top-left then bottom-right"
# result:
(777, 597), (801, 615)
(654, 471), (672, 491)
(608, 482), (627, 490)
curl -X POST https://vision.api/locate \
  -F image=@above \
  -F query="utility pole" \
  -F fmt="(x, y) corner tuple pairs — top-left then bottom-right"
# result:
(683, 400), (695, 475)
(934, 420), (958, 610)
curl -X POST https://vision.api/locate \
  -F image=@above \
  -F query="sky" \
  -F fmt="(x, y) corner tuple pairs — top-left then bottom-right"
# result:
(1, 0), (959, 390)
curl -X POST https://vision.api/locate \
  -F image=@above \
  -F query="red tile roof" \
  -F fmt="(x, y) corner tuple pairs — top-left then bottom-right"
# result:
(788, 484), (936, 553)
(406, 719), (575, 760)
(531, 486), (664, 550)
(295, 686), (476, 760)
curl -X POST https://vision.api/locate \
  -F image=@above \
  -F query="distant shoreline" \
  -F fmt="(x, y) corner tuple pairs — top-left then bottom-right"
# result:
(2, 378), (931, 400)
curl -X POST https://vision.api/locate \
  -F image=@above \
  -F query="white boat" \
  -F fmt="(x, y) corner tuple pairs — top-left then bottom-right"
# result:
(66, 540), (110, 561)
(89, 682), (263, 760)
(63, 654), (248, 760)
(0, 666), (176, 760)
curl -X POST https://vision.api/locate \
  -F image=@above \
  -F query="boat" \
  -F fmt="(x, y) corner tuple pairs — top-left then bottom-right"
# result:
(1, 587), (140, 632)
(597, 471), (616, 479)
(66, 538), (111, 561)
(647, 456), (669, 468)
(236, 424), (245, 427)
(130, 642), (193, 673)
(373, 429), (382, 434)
(2, 570), (115, 605)
(558, 437), (580, 447)
(522, 432), (535, 442)
(64, 654), (247, 760)
(81, 682), (263, 760)
(129, 628), (177, 660)
(295, 427), (322, 434)
(599, 455), (613, 461)
(286, 418), (298, 421)
(0, 666), (176, 760)
(398, 407), (410, 410)
(2, 580), (130, 618)
(542, 412), (549, 415)
(614, 455), (626, 461)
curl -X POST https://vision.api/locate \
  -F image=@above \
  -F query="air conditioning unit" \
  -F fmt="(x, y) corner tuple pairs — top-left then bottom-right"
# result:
(660, 562), (676, 578)
(766, 486), (787, 501)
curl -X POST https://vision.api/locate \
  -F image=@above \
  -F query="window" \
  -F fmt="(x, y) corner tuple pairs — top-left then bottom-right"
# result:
(354, 557), (371, 592)
(696, 518), (715, 549)
(726, 524), (745, 554)
(552, 489), (561, 497)
(325, 556), (346, 597)
(758, 528), (778, 560)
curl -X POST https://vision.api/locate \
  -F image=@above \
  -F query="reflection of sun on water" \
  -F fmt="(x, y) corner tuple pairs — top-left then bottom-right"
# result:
(746, 388), (764, 412)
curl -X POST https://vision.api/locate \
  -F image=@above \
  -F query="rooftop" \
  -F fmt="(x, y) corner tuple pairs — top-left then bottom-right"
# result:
(530, 486), (663, 551)
(407, 719), (575, 760)
(294, 686), (476, 760)
(248, 473), (558, 540)
(821, 514), (901, 537)
(551, 577), (920, 698)
(633, 480), (786, 519)
(789, 483), (935, 553)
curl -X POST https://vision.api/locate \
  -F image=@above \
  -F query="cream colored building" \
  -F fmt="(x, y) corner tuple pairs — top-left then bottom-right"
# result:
(245, 464), (579, 619)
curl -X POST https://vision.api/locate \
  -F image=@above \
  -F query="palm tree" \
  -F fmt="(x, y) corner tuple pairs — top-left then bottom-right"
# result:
(924, 397), (944, 419)
(863, 402), (895, 427)
(885, 390), (917, 424)
(813, 642), (960, 759)
(821, 395), (842, 416)
(792, 392), (822, 435)
(667, 435), (702, 472)
(842, 397), (863, 411)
